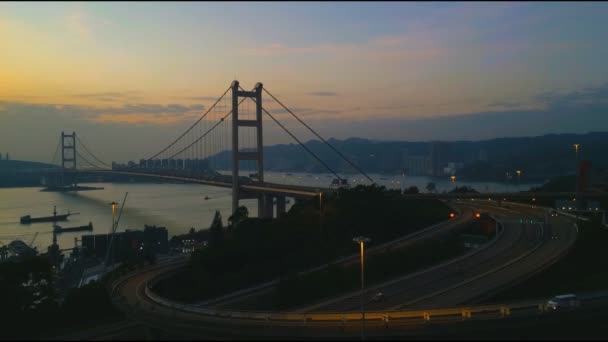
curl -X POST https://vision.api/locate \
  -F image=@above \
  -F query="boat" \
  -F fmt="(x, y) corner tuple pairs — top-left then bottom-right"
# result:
(204, 196), (210, 200)
(20, 206), (78, 224)
(53, 222), (93, 233)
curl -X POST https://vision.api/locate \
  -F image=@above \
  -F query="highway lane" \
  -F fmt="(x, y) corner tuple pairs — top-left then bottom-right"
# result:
(301, 202), (546, 312)
(188, 204), (476, 309)
(107, 201), (580, 339)
(402, 201), (576, 310)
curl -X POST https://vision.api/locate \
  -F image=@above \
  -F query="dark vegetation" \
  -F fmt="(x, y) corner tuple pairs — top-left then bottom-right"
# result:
(272, 233), (467, 310)
(0, 256), (124, 339)
(449, 185), (479, 193)
(268, 215), (496, 310)
(153, 185), (451, 302)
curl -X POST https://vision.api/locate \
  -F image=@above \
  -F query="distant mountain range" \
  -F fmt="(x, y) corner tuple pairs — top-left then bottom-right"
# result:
(210, 132), (608, 182)
(0, 160), (57, 187)
(4, 132), (608, 186)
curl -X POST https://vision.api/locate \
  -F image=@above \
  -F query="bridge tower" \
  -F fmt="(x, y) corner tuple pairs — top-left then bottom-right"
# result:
(231, 81), (268, 217)
(61, 131), (77, 187)
(61, 131), (77, 170)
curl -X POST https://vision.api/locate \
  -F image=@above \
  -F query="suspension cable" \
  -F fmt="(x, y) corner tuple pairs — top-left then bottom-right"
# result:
(76, 136), (111, 168)
(146, 85), (231, 161)
(238, 87), (342, 180)
(50, 137), (61, 166)
(164, 96), (248, 160)
(263, 88), (374, 183)
(76, 151), (108, 170)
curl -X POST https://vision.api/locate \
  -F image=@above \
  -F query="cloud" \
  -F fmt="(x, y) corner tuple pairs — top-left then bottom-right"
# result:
(307, 92), (339, 97)
(181, 96), (223, 101)
(536, 83), (608, 109)
(72, 91), (142, 102)
(0, 101), (205, 125)
(488, 101), (527, 109)
(267, 107), (342, 118)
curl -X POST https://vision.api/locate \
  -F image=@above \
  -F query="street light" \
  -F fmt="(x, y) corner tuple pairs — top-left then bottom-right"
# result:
(450, 175), (456, 183)
(109, 201), (118, 233)
(573, 144), (581, 207)
(319, 192), (323, 242)
(107, 201), (118, 268)
(353, 236), (370, 340)
(516, 170), (521, 182)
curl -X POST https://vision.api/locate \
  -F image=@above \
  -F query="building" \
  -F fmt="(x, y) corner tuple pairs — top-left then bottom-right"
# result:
(443, 162), (465, 176)
(406, 156), (432, 176)
(429, 141), (450, 177)
(478, 149), (488, 162)
(81, 226), (168, 264)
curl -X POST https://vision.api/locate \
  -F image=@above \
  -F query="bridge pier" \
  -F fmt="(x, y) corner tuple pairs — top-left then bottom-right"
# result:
(263, 194), (274, 218)
(276, 196), (286, 217)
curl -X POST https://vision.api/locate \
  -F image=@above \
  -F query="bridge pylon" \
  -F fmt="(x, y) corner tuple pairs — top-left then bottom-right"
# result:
(61, 131), (77, 170)
(59, 131), (78, 187)
(231, 81), (269, 217)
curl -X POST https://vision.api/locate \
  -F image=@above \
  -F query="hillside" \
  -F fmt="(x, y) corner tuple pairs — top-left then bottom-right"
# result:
(209, 132), (608, 181)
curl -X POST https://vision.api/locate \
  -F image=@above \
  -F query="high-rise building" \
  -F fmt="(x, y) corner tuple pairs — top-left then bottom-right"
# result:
(478, 149), (488, 162)
(429, 141), (450, 177)
(406, 156), (432, 176)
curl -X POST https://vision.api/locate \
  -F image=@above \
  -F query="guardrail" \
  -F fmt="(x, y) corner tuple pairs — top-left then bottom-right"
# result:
(115, 202), (602, 331)
(144, 282), (548, 323)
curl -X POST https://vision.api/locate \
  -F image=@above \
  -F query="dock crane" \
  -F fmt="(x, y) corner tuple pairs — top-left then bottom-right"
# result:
(28, 232), (39, 248)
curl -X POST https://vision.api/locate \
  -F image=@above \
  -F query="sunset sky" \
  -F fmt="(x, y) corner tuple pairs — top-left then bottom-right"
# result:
(1, 2), (608, 163)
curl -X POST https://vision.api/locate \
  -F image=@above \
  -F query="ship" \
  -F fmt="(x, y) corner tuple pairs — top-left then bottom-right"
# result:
(20, 206), (79, 224)
(53, 222), (93, 233)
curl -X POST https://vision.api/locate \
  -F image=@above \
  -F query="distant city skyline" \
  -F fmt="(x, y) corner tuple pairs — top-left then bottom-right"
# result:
(1, 2), (608, 162)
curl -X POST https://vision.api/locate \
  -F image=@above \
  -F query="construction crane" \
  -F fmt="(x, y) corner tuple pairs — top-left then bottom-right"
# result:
(28, 232), (39, 248)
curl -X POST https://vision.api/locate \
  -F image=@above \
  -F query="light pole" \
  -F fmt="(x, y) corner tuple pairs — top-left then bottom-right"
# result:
(574, 144), (580, 207)
(108, 201), (118, 267)
(110, 201), (117, 233)
(319, 192), (323, 242)
(353, 236), (370, 340)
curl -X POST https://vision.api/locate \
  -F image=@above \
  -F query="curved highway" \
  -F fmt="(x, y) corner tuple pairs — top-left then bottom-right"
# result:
(110, 201), (579, 339)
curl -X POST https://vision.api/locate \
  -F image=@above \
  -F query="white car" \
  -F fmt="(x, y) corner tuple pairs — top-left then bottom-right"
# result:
(371, 292), (385, 302)
(546, 294), (580, 310)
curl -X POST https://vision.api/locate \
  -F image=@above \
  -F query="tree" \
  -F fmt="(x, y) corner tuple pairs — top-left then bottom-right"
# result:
(403, 186), (420, 194)
(209, 210), (224, 247)
(449, 186), (479, 194)
(425, 182), (436, 193)
(228, 206), (249, 229)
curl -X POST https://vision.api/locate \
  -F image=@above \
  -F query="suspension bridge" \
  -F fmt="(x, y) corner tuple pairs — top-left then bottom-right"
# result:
(42, 81), (375, 218)
(39, 80), (600, 218)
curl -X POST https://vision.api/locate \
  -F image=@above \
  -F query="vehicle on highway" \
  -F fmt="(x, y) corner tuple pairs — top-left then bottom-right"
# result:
(546, 294), (580, 310)
(371, 292), (385, 302)
(550, 210), (558, 217)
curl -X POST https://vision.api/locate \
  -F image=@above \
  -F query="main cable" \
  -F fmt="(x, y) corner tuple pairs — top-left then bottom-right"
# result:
(239, 86), (342, 180)
(146, 85), (231, 161)
(264, 88), (374, 184)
